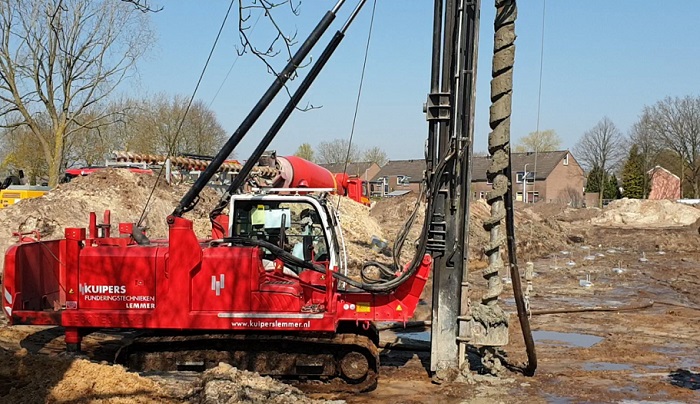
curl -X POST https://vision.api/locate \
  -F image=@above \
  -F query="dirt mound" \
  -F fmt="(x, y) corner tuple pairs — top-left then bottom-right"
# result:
(0, 348), (324, 403)
(330, 195), (385, 271)
(592, 198), (700, 227)
(555, 206), (602, 223)
(0, 348), (172, 403)
(0, 169), (218, 274)
(370, 194), (421, 226)
(193, 363), (321, 404)
(521, 201), (569, 218)
(370, 195), (425, 260)
(372, 196), (571, 262)
(523, 202), (601, 223)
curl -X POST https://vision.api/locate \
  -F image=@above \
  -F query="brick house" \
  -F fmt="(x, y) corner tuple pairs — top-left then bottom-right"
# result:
(648, 166), (681, 200)
(318, 161), (381, 182)
(370, 159), (425, 196)
(471, 150), (585, 204)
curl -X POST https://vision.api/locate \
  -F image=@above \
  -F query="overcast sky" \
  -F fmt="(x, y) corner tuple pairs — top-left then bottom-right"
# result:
(131, 1), (700, 160)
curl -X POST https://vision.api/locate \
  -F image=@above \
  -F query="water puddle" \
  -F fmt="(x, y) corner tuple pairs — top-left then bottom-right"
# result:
(653, 345), (700, 369)
(582, 362), (632, 371)
(390, 329), (431, 343)
(543, 394), (572, 404)
(532, 331), (603, 348)
(399, 330), (430, 342)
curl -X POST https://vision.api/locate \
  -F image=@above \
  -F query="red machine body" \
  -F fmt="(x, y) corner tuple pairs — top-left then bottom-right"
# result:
(64, 166), (153, 182)
(276, 156), (370, 206)
(2, 206), (430, 347)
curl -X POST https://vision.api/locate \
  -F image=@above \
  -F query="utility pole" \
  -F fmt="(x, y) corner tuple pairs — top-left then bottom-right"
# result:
(523, 163), (529, 203)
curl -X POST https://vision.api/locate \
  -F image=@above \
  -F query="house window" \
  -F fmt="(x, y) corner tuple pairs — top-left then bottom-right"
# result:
(397, 175), (410, 185)
(516, 191), (523, 201)
(563, 153), (569, 166)
(516, 171), (535, 184)
(381, 177), (389, 194)
(479, 191), (487, 199)
(527, 191), (540, 203)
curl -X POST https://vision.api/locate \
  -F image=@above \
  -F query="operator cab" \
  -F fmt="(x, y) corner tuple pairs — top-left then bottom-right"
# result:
(228, 193), (347, 276)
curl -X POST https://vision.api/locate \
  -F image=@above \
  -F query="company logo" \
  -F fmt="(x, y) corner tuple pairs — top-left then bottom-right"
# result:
(211, 274), (225, 296)
(79, 284), (126, 294)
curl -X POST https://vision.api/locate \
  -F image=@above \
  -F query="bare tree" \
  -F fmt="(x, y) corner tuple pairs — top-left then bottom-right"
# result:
(316, 139), (362, 165)
(65, 110), (123, 167)
(363, 146), (388, 166)
(234, 1), (321, 111)
(574, 117), (626, 207)
(177, 99), (227, 156)
(514, 129), (561, 153)
(640, 96), (700, 198)
(0, 0), (154, 186)
(108, 94), (227, 157)
(293, 143), (314, 162)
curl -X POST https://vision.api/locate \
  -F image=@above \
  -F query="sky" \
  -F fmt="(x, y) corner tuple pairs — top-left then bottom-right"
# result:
(130, 1), (700, 161)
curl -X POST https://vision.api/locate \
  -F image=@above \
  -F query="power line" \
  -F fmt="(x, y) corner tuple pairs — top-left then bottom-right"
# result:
(208, 10), (264, 108)
(529, 0), (546, 261)
(137, 0), (236, 227)
(535, 0), (546, 135)
(338, 0), (378, 210)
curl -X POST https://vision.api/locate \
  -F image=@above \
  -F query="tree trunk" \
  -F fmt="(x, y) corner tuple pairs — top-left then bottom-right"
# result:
(598, 171), (605, 208)
(48, 128), (66, 187)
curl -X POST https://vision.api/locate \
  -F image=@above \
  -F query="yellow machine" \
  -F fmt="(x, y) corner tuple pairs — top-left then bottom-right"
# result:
(0, 185), (50, 208)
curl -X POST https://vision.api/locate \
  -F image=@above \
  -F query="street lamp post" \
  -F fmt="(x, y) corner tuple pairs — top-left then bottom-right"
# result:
(523, 163), (529, 204)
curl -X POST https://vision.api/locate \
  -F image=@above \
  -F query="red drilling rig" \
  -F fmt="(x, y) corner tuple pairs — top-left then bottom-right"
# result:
(2, 0), (534, 392)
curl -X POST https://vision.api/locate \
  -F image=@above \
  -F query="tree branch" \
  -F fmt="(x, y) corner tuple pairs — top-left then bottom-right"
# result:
(120, 0), (162, 13)
(236, 0), (319, 112)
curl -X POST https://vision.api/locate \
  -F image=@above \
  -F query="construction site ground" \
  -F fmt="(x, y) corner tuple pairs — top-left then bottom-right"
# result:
(0, 173), (698, 403)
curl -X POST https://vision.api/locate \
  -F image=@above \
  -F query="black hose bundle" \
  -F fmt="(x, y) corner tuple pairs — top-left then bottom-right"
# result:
(222, 152), (452, 294)
(334, 151), (453, 293)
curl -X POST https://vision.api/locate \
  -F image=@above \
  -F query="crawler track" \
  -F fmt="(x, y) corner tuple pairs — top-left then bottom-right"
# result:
(116, 332), (379, 393)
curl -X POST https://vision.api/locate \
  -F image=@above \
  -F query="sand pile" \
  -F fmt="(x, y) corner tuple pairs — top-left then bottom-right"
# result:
(592, 198), (700, 227)
(0, 169), (218, 274)
(329, 195), (385, 271)
(0, 348), (173, 403)
(0, 348), (325, 403)
(523, 202), (601, 223)
(193, 363), (322, 404)
(466, 199), (568, 261)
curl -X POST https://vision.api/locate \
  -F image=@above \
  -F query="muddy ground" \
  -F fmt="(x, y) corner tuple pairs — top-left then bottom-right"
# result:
(321, 224), (700, 403)
(0, 193), (699, 402)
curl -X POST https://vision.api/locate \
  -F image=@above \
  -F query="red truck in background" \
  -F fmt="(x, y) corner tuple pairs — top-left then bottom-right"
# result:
(63, 165), (153, 182)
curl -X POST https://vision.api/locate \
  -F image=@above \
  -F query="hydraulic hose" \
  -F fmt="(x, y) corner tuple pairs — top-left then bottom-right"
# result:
(332, 151), (454, 293)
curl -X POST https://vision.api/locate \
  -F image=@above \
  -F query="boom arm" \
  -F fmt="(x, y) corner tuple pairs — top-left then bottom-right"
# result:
(209, 0), (369, 220)
(173, 0), (348, 217)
